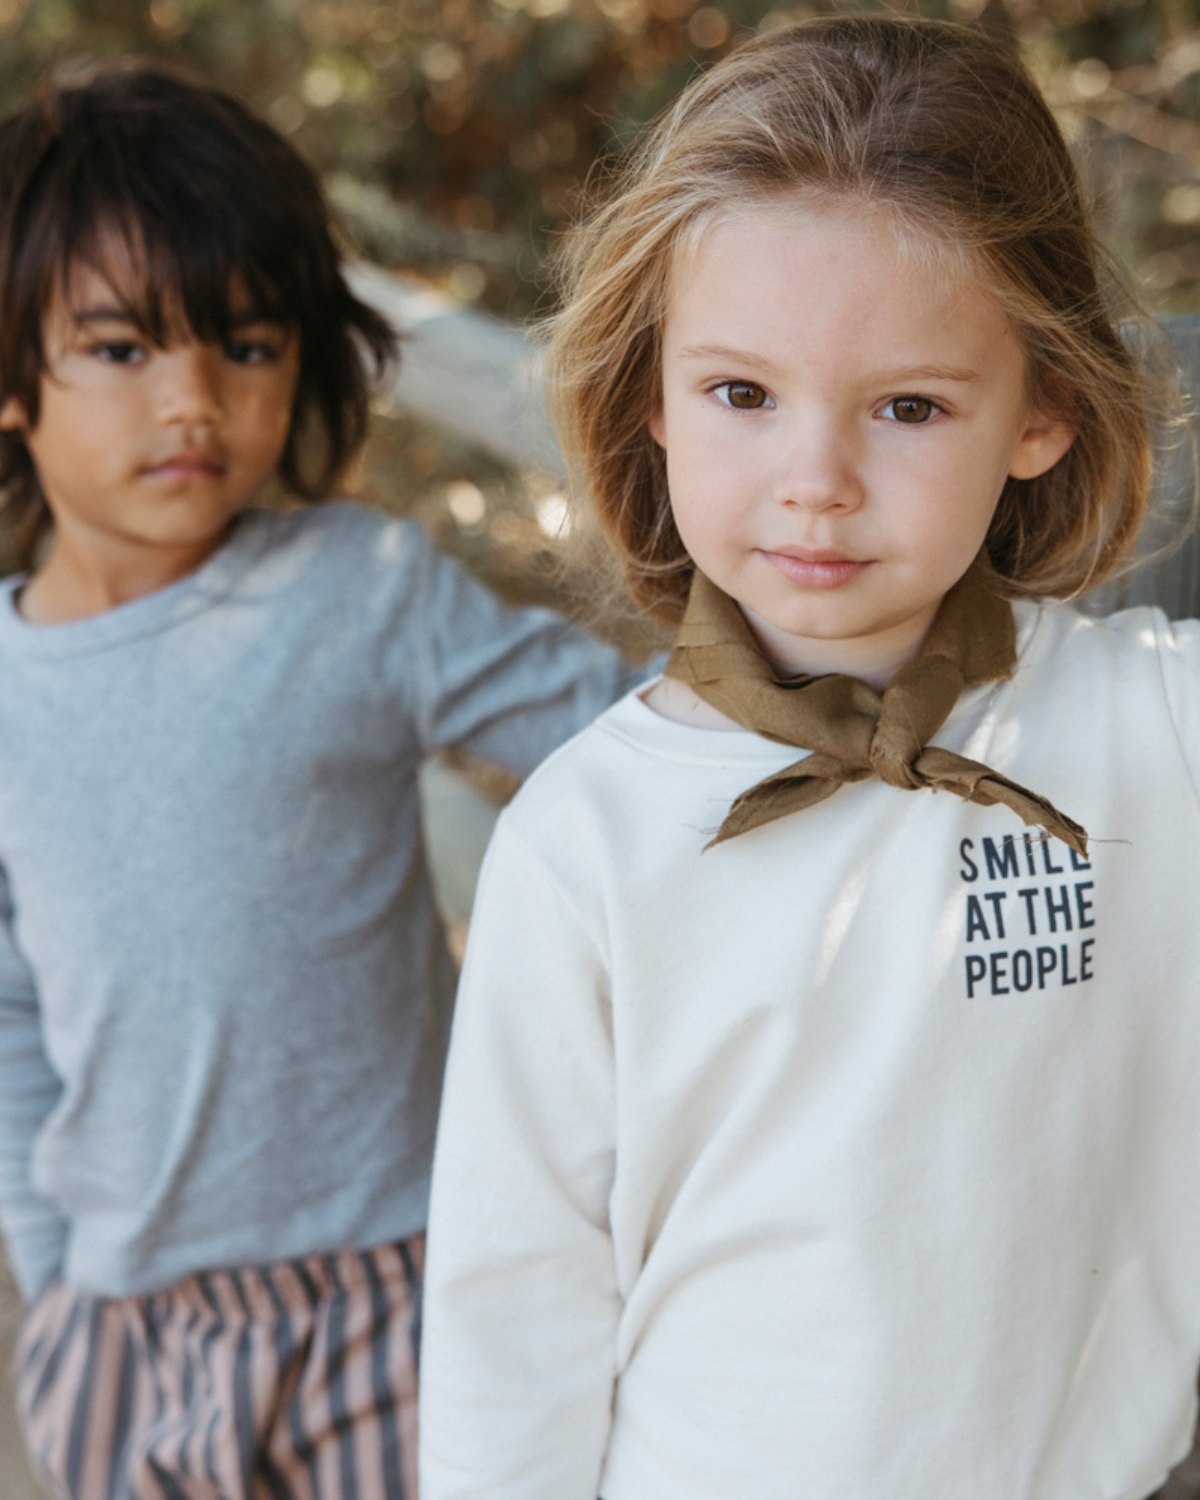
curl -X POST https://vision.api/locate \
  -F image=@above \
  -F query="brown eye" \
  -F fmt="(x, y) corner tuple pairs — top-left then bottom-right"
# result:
(719, 382), (770, 410)
(887, 396), (935, 424)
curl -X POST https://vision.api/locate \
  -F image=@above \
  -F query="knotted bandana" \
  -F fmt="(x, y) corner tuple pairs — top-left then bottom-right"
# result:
(663, 559), (1088, 855)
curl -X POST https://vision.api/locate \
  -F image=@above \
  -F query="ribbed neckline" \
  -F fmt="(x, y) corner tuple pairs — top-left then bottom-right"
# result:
(0, 509), (274, 660)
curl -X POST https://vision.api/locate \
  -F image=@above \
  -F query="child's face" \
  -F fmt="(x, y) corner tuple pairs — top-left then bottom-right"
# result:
(649, 200), (1075, 684)
(0, 260), (300, 582)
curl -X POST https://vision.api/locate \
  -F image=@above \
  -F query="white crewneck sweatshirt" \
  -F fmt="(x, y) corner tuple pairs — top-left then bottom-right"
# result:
(422, 598), (1200, 1500)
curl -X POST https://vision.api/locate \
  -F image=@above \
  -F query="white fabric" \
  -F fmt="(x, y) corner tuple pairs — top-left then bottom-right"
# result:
(421, 598), (1200, 1500)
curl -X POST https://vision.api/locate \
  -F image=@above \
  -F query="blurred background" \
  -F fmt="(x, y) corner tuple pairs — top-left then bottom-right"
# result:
(0, 0), (1194, 614)
(0, 0), (1198, 1494)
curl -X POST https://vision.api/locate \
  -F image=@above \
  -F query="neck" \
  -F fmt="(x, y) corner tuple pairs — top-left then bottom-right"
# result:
(19, 524), (235, 625)
(739, 602), (940, 691)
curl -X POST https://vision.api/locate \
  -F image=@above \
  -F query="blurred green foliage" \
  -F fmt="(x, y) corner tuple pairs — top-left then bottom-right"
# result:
(0, 0), (1197, 607)
(1, 0), (1198, 314)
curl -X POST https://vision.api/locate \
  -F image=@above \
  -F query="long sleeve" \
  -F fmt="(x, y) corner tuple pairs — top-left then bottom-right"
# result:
(409, 531), (652, 775)
(0, 867), (66, 1301)
(0, 505), (645, 1300)
(420, 820), (620, 1500)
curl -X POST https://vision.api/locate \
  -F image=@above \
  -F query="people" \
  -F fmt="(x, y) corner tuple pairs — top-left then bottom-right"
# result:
(0, 60), (651, 1500)
(419, 16), (1200, 1500)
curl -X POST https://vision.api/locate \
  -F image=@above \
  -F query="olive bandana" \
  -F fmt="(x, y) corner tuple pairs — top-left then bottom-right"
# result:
(663, 557), (1088, 855)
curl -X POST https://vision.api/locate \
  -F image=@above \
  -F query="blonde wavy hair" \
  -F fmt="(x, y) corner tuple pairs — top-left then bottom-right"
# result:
(545, 14), (1157, 627)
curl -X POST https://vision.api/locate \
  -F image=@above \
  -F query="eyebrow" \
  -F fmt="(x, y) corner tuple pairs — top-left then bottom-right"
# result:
(678, 344), (786, 372)
(68, 305), (140, 327)
(68, 305), (285, 330)
(677, 344), (984, 385)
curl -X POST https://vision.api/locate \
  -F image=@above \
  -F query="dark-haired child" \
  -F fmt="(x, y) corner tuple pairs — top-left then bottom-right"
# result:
(0, 62), (646, 1500)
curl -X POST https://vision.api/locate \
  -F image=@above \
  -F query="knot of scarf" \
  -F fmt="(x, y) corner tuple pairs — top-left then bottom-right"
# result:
(663, 559), (1087, 855)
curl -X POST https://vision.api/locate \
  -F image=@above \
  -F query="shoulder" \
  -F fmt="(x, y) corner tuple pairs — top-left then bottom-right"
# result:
(1012, 599), (1200, 769)
(495, 679), (790, 870)
(494, 688), (664, 845)
(256, 500), (431, 572)
(242, 502), (452, 620)
(472, 695), (655, 942)
(1015, 596), (1200, 684)
(502, 689), (651, 808)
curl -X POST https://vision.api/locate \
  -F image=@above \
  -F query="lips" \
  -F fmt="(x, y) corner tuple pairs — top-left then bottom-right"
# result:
(760, 547), (870, 588)
(143, 451), (226, 478)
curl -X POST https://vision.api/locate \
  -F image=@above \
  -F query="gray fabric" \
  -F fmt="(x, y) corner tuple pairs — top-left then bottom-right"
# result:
(0, 502), (645, 1300)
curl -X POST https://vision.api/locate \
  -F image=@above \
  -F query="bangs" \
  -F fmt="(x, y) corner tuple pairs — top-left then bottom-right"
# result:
(11, 72), (311, 351)
(61, 215), (291, 348)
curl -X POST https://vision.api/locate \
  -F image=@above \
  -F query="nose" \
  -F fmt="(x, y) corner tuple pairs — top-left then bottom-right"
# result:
(155, 346), (224, 429)
(775, 410), (864, 514)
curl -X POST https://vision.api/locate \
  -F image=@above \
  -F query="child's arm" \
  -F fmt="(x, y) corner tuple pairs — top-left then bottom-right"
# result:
(0, 869), (67, 1301)
(408, 522), (652, 775)
(420, 818), (619, 1500)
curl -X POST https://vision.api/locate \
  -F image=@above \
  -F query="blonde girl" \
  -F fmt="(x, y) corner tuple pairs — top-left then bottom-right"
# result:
(421, 17), (1200, 1500)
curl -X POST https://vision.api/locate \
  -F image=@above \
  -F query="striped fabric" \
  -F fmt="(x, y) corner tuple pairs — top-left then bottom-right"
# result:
(14, 1236), (423, 1500)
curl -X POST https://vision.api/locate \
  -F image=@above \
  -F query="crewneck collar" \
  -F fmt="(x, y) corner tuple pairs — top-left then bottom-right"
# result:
(0, 509), (274, 660)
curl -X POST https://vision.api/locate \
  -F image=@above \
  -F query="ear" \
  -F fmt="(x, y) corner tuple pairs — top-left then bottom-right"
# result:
(0, 396), (27, 433)
(1008, 407), (1076, 481)
(648, 406), (666, 449)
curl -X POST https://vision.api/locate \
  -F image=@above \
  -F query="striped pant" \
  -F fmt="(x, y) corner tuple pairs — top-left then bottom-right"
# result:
(15, 1237), (423, 1500)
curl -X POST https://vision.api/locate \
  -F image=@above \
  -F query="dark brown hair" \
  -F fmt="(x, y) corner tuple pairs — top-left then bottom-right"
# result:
(546, 15), (1157, 624)
(0, 59), (397, 569)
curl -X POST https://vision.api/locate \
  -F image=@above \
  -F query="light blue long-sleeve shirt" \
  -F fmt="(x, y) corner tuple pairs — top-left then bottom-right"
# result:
(0, 501), (646, 1300)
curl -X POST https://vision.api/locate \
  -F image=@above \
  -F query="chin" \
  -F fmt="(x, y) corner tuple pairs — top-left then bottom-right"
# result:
(148, 501), (238, 535)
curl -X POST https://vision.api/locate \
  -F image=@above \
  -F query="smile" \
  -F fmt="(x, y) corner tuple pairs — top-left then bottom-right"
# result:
(759, 549), (871, 589)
